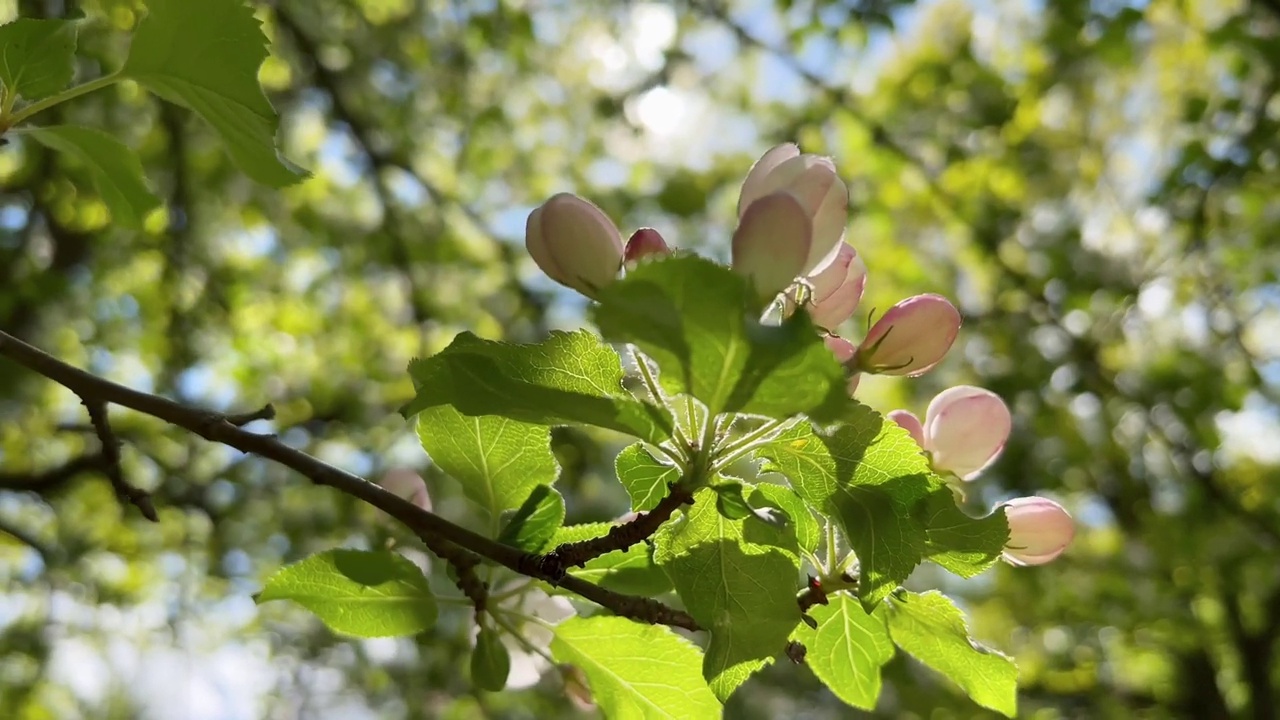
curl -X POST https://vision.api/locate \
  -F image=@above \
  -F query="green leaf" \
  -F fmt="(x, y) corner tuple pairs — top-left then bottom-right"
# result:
(256, 549), (437, 638)
(920, 491), (1010, 578)
(0, 18), (77, 101)
(593, 255), (846, 421)
(616, 443), (679, 512)
(471, 626), (511, 692)
(417, 407), (557, 516)
(654, 486), (801, 700)
(497, 484), (564, 552)
(403, 330), (673, 444)
(886, 590), (1018, 717)
(711, 479), (753, 521)
(23, 125), (160, 228)
(793, 594), (894, 710)
(550, 615), (722, 720)
(752, 482), (820, 555)
(121, 0), (304, 186)
(756, 402), (942, 607)
(548, 523), (671, 595)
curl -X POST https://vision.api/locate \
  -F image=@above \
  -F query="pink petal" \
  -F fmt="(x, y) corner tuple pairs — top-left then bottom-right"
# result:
(924, 386), (1012, 480)
(731, 191), (813, 301)
(856, 294), (961, 376)
(623, 227), (670, 267)
(887, 410), (925, 448)
(808, 248), (867, 331)
(738, 143), (801, 215)
(1000, 497), (1074, 566)
(531, 193), (624, 298)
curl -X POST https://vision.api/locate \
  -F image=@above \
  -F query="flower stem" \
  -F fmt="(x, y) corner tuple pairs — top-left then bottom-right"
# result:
(710, 417), (797, 473)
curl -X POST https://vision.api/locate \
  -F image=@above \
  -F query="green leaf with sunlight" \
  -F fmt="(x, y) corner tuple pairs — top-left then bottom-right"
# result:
(0, 18), (76, 101)
(654, 486), (801, 700)
(752, 482), (820, 555)
(756, 402), (942, 607)
(417, 407), (557, 516)
(471, 626), (511, 692)
(497, 484), (564, 552)
(616, 443), (680, 512)
(403, 330), (673, 444)
(919, 492), (1010, 578)
(593, 255), (846, 421)
(550, 615), (722, 720)
(792, 594), (894, 710)
(256, 549), (437, 638)
(547, 523), (670, 595)
(121, 0), (305, 186)
(886, 590), (1017, 717)
(23, 125), (160, 227)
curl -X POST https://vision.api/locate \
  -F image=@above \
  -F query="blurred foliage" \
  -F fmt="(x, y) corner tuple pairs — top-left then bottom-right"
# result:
(2, 0), (1279, 718)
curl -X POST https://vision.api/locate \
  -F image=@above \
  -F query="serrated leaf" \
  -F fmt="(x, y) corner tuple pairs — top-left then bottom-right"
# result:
(550, 615), (722, 720)
(920, 491), (1009, 578)
(793, 594), (894, 710)
(403, 330), (673, 444)
(256, 549), (436, 637)
(753, 482), (819, 554)
(417, 407), (556, 516)
(654, 486), (801, 700)
(0, 18), (77, 101)
(472, 626), (511, 692)
(547, 523), (671, 595)
(756, 402), (942, 607)
(593, 255), (846, 421)
(121, 0), (304, 186)
(886, 590), (1017, 717)
(616, 443), (679, 512)
(497, 484), (564, 552)
(23, 125), (160, 227)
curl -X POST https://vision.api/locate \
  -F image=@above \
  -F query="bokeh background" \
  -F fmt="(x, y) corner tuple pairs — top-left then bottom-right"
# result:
(2, 0), (1279, 717)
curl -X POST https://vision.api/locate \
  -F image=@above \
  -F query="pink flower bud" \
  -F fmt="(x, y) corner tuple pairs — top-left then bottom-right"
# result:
(824, 334), (856, 364)
(380, 468), (431, 511)
(623, 227), (670, 268)
(806, 244), (867, 331)
(1000, 497), (1074, 566)
(855, 294), (961, 376)
(731, 191), (812, 301)
(924, 386), (1011, 480)
(738, 144), (848, 278)
(525, 193), (624, 298)
(888, 409), (925, 447)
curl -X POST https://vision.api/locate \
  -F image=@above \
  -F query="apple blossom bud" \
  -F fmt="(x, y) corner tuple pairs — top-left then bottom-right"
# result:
(807, 244), (867, 331)
(738, 144), (849, 278)
(1001, 497), (1074, 566)
(623, 227), (670, 268)
(380, 468), (431, 511)
(525, 193), (624, 298)
(925, 386), (1012, 480)
(855, 294), (961, 376)
(731, 191), (812, 301)
(824, 334), (856, 363)
(887, 409), (925, 447)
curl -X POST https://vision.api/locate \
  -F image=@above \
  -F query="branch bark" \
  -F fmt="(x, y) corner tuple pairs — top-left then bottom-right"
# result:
(0, 329), (699, 632)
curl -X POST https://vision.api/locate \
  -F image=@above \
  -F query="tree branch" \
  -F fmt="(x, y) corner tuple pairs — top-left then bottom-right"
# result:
(82, 398), (157, 521)
(540, 483), (695, 578)
(0, 329), (699, 632)
(0, 452), (108, 493)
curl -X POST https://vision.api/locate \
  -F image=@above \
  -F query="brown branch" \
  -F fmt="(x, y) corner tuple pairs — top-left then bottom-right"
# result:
(0, 329), (699, 632)
(82, 399), (157, 521)
(540, 483), (695, 578)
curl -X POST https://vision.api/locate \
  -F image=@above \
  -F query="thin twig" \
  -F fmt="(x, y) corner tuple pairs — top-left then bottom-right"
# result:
(0, 329), (699, 632)
(82, 399), (157, 521)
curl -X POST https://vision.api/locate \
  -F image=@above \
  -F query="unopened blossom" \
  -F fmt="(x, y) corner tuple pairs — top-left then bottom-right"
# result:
(806, 243), (867, 331)
(731, 191), (813, 300)
(855, 294), (961, 376)
(380, 468), (431, 511)
(823, 335), (861, 395)
(525, 193), (624, 298)
(1000, 497), (1074, 566)
(623, 227), (670, 268)
(889, 386), (1011, 480)
(737, 143), (849, 278)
